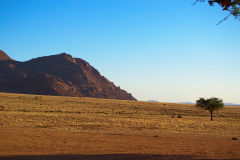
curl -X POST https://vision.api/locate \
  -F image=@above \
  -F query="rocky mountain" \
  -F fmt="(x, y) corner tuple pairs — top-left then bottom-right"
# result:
(0, 50), (136, 100)
(0, 50), (13, 61)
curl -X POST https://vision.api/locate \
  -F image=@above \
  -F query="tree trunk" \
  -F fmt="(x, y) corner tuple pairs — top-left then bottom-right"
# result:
(210, 112), (213, 121)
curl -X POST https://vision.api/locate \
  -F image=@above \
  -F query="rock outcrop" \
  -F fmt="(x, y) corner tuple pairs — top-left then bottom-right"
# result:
(0, 50), (136, 100)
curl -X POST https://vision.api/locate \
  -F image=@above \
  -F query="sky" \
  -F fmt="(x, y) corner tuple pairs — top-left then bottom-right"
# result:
(0, 0), (240, 103)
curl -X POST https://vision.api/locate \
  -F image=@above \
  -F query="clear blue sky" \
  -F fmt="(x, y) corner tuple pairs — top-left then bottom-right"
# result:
(1, 0), (240, 103)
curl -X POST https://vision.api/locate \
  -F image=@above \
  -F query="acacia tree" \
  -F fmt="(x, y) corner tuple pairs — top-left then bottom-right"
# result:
(196, 97), (224, 121)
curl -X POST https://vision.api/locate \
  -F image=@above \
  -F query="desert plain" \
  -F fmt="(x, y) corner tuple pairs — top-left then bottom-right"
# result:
(0, 92), (239, 160)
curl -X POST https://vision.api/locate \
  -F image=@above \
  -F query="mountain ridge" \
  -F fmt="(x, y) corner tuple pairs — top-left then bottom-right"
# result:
(0, 50), (14, 61)
(0, 50), (136, 100)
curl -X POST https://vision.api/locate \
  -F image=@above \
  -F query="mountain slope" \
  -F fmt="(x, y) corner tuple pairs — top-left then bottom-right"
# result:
(0, 51), (136, 100)
(0, 50), (13, 61)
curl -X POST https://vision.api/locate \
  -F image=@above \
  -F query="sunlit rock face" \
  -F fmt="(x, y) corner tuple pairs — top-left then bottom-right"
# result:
(0, 51), (136, 100)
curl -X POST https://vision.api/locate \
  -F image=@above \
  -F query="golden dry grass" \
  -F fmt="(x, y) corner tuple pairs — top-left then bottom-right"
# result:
(0, 92), (239, 159)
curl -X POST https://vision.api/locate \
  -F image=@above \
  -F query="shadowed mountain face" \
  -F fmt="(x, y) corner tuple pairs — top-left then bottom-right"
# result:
(0, 50), (136, 100)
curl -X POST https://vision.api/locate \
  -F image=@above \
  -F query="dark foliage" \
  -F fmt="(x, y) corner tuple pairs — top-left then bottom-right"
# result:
(196, 97), (224, 120)
(197, 0), (240, 23)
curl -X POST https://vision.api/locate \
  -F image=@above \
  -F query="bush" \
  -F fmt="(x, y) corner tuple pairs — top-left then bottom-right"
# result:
(232, 137), (238, 140)
(177, 115), (182, 118)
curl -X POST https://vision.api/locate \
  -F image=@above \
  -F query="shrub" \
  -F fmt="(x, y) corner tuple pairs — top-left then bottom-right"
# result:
(232, 137), (238, 140)
(177, 115), (182, 118)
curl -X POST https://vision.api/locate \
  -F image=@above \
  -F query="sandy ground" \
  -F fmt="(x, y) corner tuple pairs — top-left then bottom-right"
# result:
(0, 93), (240, 160)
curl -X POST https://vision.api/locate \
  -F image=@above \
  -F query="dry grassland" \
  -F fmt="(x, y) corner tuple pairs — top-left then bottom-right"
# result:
(0, 92), (239, 160)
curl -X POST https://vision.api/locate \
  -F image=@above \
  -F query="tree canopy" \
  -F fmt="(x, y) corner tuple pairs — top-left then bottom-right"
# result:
(196, 97), (224, 120)
(197, 0), (240, 23)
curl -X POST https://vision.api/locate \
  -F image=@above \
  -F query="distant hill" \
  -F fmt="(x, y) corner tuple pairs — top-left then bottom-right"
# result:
(224, 103), (240, 106)
(180, 102), (240, 106)
(180, 102), (195, 104)
(0, 50), (136, 100)
(148, 100), (159, 102)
